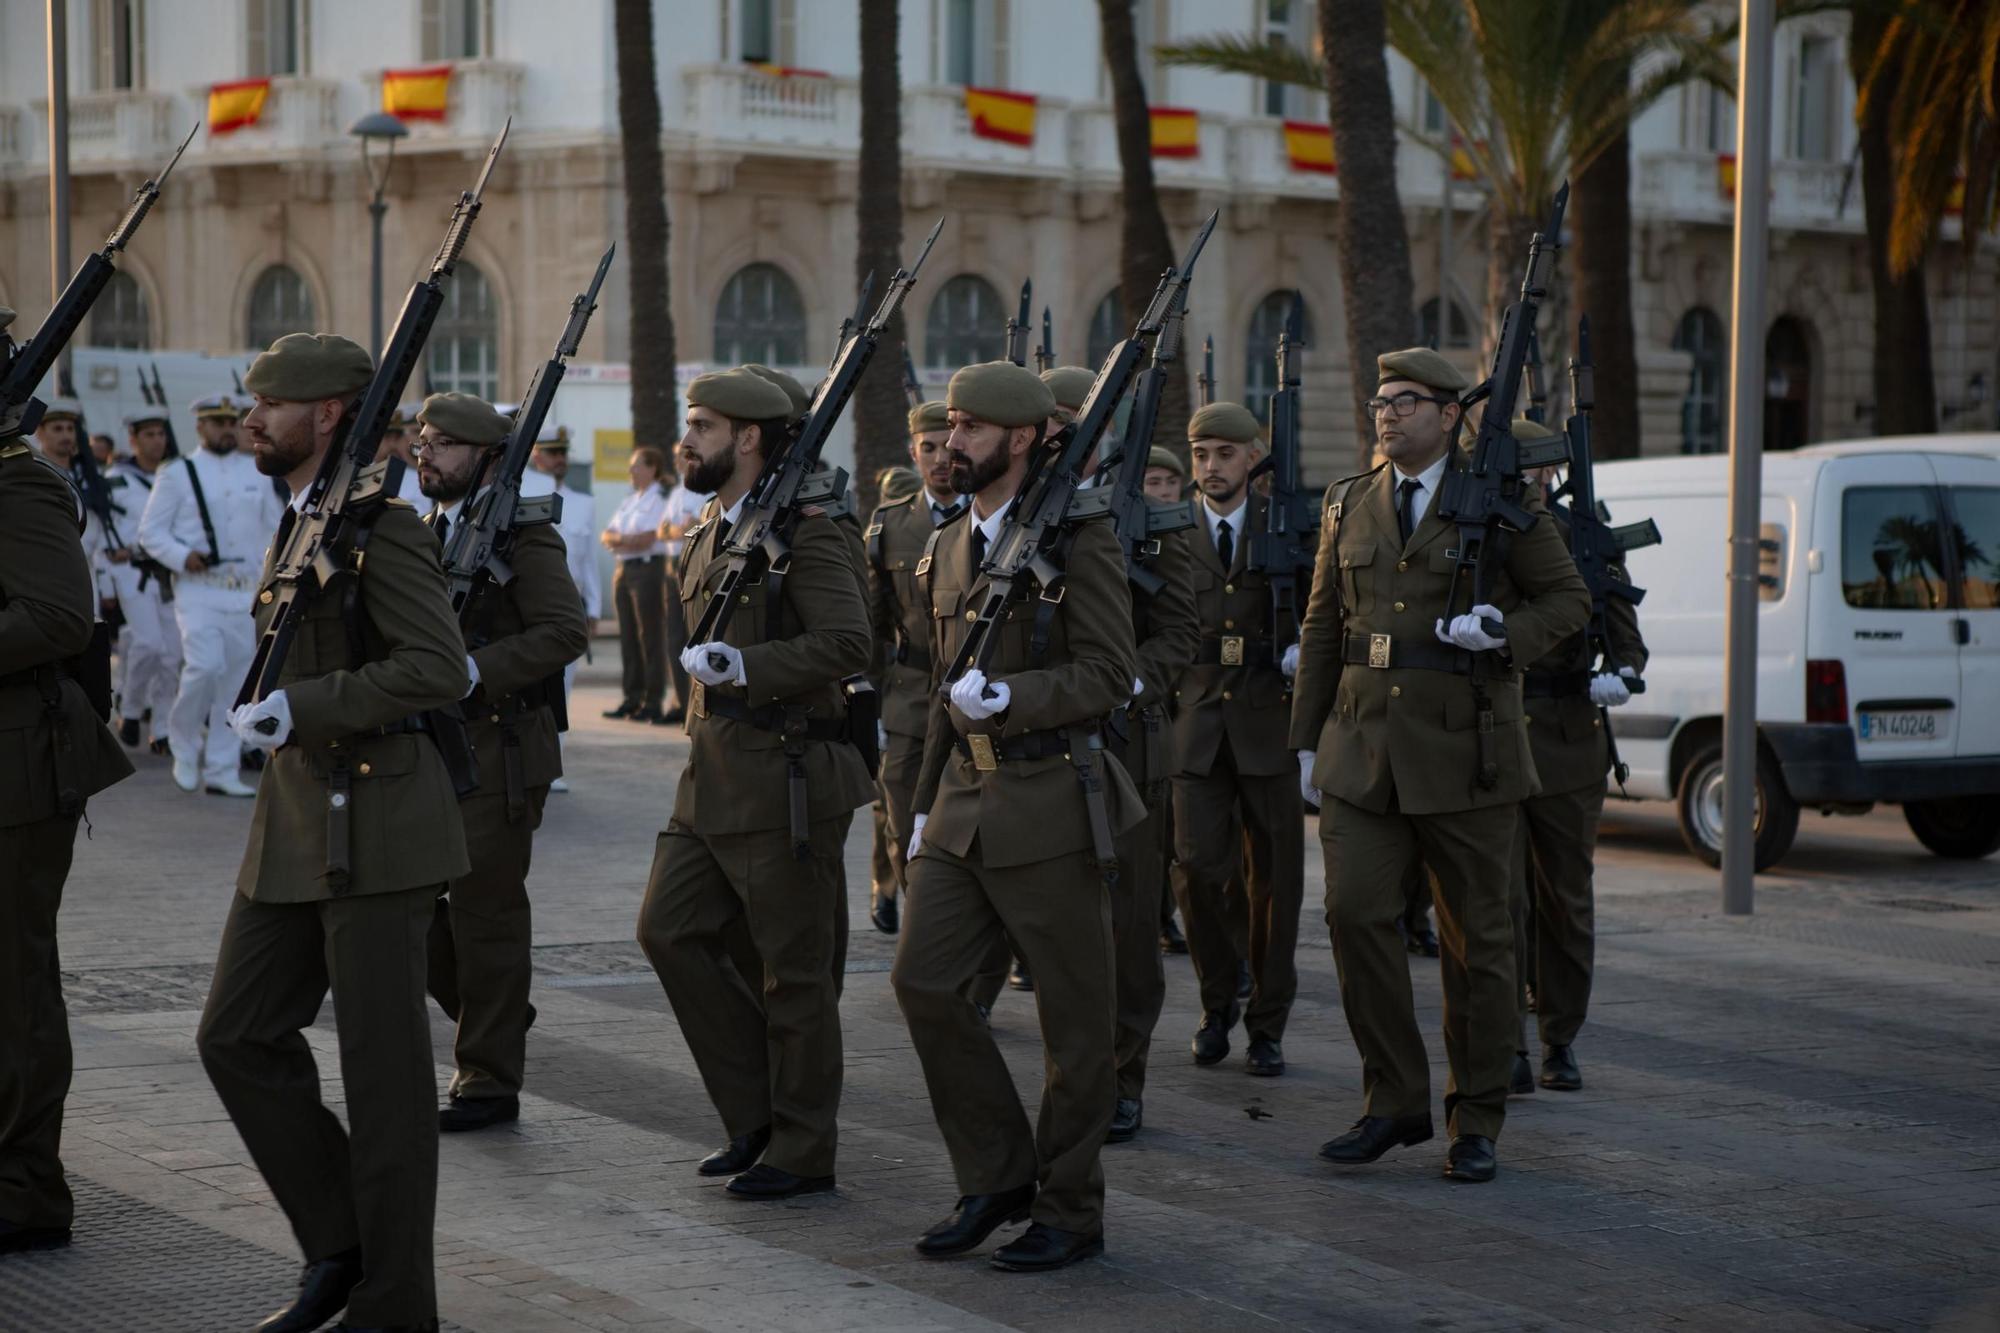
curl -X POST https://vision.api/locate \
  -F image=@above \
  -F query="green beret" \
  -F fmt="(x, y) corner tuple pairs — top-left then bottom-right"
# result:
(1377, 346), (1469, 393)
(1511, 416), (1557, 442)
(946, 361), (1055, 428)
(687, 368), (793, 422)
(419, 391), (511, 446)
(1146, 445), (1185, 478)
(742, 363), (811, 417)
(876, 465), (922, 503)
(908, 400), (950, 435)
(1039, 365), (1095, 412)
(1188, 401), (1261, 445)
(245, 333), (374, 403)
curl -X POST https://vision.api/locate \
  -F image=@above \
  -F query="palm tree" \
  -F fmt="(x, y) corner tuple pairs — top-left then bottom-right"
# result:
(613, 0), (677, 452)
(853, 0), (908, 515)
(1570, 81), (1641, 457)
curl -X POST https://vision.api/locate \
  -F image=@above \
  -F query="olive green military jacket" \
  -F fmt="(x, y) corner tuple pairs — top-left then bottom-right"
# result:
(912, 510), (1144, 868)
(1121, 527), (1200, 789)
(0, 440), (133, 826)
(673, 503), (876, 835)
(237, 501), (473, 901)
(866, 491), (945, 741)
(428, 512), (588, 798)
(1523, 512), (1651, 792)
(1288, 454), (1592, 814)
(1171, 495), (1296, 779)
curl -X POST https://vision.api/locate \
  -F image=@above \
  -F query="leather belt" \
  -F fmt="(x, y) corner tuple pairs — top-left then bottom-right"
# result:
(1523, 668), (1590, 699)
(182, 569), (257, 593)
(1195, 635), (1275, 667)
(0, 660), (75, 689)
(700, 692), (849, 743)
(953, 723), (1086, 772)
(1341, 632), (1477, 676)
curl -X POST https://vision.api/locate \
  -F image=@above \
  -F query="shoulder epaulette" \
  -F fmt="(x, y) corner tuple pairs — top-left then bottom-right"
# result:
(0, 439), (30, 460)
(874, 491), (919, 516)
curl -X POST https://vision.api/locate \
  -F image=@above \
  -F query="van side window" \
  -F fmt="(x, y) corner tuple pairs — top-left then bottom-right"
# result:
(1842, 487), (1949, 610)
(1950, 486), (2000, 610)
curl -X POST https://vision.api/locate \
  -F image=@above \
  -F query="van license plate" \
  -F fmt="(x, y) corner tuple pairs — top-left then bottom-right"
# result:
(1857, 710), (1948, 743)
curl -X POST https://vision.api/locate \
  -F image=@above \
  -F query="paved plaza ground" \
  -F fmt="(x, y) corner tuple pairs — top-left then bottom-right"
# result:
(6, 650), (2000, 1331)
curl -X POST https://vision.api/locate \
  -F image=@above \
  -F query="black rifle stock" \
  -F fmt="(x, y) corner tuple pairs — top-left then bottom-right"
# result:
(1035, 306), (1053, 373)
(1245, 293), (1317, 654)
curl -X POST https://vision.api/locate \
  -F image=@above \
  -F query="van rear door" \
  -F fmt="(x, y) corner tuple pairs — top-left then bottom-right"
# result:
(1933, 458), (2000, 759)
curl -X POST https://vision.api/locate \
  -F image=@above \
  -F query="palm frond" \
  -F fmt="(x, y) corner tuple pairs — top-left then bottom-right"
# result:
(1154, 33), (1323, 91)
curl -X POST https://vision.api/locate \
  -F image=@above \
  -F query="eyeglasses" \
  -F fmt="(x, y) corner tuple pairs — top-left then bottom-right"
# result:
(409, 436), (476, 458)
(1366, 390), (1455, 419)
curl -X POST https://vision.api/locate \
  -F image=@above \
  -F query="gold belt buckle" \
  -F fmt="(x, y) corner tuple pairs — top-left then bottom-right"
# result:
(966, 733), (999, 772)
(1219, 635), (1245, 666)
(691, 682), (708, 719)
(1367, 633), (1392, 669)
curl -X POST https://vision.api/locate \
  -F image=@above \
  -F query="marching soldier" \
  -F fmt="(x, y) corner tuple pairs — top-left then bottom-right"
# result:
(865, 400), (965, 935)
(1142, 446), (1193, 956)
(635, 369), (874, 1200)
(893, 362), (1143, 1272)
(108, 409), (181, 752)
(379, 402), (433, 514)
(0, 422), (134, 1254)
(28, 399), (117, 617)
(1171, 401), (1305, 1077)
(413, 392), (588, 1131)
(1291, 348), (1590, 1184)
(196, 333), (472, 1332)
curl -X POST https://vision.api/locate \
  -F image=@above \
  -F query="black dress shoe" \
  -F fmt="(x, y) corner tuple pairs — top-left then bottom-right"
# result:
(1007, 958), (1034, 991)
(916, 1184), (1035, 1257)
(725, 1163), (834, 1199)
(631, 706), (663, 724)
(438, 1094), (519, 1133)
(1158, 917), (1188, 954)
(1316, 1114), (1434, 1165)
(601, 701), (640, 719)
(1245, 1037), (1285, 1076)
(1191, 1007), (1234, 1065)
(0, 1219), (71, 1254)
(253, 1248), (363, 1332)
(989, 1223), (1104, 1272)
(1236, 959), (1252, 1000)
(655, 707), (686, 726)
(118, 717), (141, 747)
(148, 736), (171, 756)
(1443, 1134), (1497, 1182)
(871, 890), (899, 935)
(1508, 1051), (1535, 1095)
(697, 1126), (771, 1177)
(1540, 1044), (1582, 1091)
(1105, 1097), (1142, 1143)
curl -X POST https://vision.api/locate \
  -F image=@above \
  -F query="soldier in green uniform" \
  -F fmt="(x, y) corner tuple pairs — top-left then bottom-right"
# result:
(0, 413), (134, 1255)
(1291, 348), (1590, 1184)
(197, 334), (473, 1332)
(893, 362), (1142, 1272)
(635, 369), (874, 1200)
(864, 400), (964, 935)
(411, 392), (587, 1132)
(1142, 446), (1193, 955)
(1171, 402), (1306, 1077)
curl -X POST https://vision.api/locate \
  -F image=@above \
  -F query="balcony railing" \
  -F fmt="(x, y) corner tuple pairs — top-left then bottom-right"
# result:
(681, 64), (858, 155)
(360, 61), (524, 146)
(200, 77), (341, 157)
(32, 90), (179, 168)
(1635, 149), (1861, 232)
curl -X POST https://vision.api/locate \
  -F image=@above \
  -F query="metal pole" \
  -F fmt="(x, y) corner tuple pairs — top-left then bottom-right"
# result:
(368, 191), (386, 356)
(47, 0), (70, 351)
(1440, 138), (1454, 348)
(1722, 0), (1775, 915)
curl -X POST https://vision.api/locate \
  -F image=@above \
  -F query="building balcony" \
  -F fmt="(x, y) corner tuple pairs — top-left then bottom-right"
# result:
(1634, 149), (1862, 233)
(903, 85), (1075, 177)
(681, 64), (859, 157)
(360, 60), (524, 147)
(31, 90), (179, 169)
(199, 77), (341, 158)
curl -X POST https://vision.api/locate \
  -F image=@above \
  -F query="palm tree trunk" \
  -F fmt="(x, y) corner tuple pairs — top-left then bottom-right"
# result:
(853, 0), (908, 514)
(1572, 124), (1641, 458)
(613, 0), (677, 453)
(1320, 0), (1415, 470)
(1099, 0), (1190, 451)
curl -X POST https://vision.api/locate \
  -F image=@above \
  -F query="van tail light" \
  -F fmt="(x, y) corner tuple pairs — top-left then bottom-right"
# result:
(1806, 659), (1848, 725)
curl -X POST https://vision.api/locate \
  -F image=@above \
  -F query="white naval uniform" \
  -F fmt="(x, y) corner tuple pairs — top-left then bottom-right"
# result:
(104, 463), (182, 729)
(549, 478), (599, 706)
(137, 448), (287, 785)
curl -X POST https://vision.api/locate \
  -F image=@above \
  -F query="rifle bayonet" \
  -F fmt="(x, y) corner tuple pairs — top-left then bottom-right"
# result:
(1006, 279), (1032, 368)
(1035, 306), (1053, 373)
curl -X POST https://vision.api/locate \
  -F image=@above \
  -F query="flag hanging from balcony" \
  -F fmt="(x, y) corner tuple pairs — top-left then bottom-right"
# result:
(1716, 153), (1737, 200)
(1283, 120), (1335, 174)
(207, 78), (271, 135)
(965, 87), (1038, 147)
(748, 63), (830, 79)
(383, 64), (453, 121)
(1150, 106), (1199, 158)
(1448, 135), (1482, 182)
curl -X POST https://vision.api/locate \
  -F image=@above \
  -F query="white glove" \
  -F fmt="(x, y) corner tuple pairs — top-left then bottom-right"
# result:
(1131, 674), (1145, 698)
(1436, 604), (1507, 652)
(907, 812), (927, 862)
(228, 690), (294, 751)
(1280, 643), (1300, 679)
(949, 669), (1011, 721)
(1589, 665), (1636, 708)
(1297, 749), (1320, 806)
(876, 719), (890, 752)
(464, 653), (481, 698)
(683, 642), (747, 688)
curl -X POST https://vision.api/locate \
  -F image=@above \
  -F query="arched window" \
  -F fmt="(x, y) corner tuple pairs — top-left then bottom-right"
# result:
(924, 275), (1006, 368)
(1672, 307), (1726, 454)
(87, 270), (150, 349)
(1416, 296), (1472, 350)
(1085, 289), (1123, 369)
(1244, 291), (1313, 424)
(425, 260), (499, 400)
(245, 264), (317, 352)
(1765, 316), (1813, 453)
(713, 263), (808, 367)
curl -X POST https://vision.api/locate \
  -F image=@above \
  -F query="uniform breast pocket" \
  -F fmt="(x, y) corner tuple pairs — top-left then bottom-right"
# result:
(289, 613), (351, 677)
(1337, 540), (1380, 615)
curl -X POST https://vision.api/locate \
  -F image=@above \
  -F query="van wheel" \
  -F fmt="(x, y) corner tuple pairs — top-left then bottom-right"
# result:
(1903, 797), (2000, 859)
(1675, 740), (1801, 871)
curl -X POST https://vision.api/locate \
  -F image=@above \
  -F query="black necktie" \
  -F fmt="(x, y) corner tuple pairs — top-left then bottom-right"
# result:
(971, 524), (988, 568)
(1398, 478), (1422, 544)
(1216, 519), (1233, 571)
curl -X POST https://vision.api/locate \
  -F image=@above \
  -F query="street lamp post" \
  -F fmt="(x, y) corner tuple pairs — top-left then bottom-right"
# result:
(349, 111), (408, 356)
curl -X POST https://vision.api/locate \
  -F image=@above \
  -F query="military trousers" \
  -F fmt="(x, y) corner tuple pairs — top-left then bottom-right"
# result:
(612, 557), (666, 712)
(196, 885), (439, 1325)
(1511, 778), (1605, 1049)
(1172, 742), (1304, 1043)
(427, 786), (549, 1101)
(875, 724), (926, 900)
(1112, 793), (1169, 1101)
(637, 818), (845, 1178)
(0, 816), (79, 1230)
(892, 841), (1116, 1235)
(1321, 797), (1519, 1141)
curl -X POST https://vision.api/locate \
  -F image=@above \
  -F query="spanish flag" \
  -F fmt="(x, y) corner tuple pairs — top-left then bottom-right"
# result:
(1716, 152), (1737, 200)
(1150, 106), (1199, 159)
(208, 78), (271, 135)
(1283, 119), (1335, 174)
(1448, 136), (1481, 182)
(383, 64), (452, 122)
(965, 87), (1037, 147)
(748, 63), (830, 79)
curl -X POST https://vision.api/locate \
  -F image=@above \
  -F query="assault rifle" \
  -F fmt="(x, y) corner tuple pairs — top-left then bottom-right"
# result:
(54, 367), (124, 549)
(1005, 279), (1032, 368)
(1523, 327), (1548, 425)
(902, 347), (924, 409)
(143, 361), (180, 459)
(835, 271), (874, 378)
(1245, 293), (1318, 656)
(1197, 335), (1215, 407)
(1035, 306), (1053, 373)
(237, 119), (509, 720)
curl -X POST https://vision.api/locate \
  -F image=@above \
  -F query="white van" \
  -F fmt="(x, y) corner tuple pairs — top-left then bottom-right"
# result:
(1593, 443), (2000, 869)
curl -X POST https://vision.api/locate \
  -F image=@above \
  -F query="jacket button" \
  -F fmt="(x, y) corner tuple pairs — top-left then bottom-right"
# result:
(965, 609), (976, 620)
(358, 762), (372, 775)
(259, 590), (273, 604)
(1222, 690), (1233, 700)
(1393, 601), (1405, 612)
(1390, 686), (1402, 698)
(1526, 713), (1535, 724)
(1593, 717), (1601, 728)
(1397, 560), (1408, 572)
(1223, 618), (1235, 629)
(1224, 583), (1235, 594)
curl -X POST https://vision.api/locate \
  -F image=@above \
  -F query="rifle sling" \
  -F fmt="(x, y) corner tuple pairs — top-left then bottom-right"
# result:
(181, 456), (223, 566)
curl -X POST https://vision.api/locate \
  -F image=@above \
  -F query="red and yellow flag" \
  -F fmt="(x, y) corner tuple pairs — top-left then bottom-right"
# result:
(1717, 152), (1737, 200)
(1448, 135), (1482, 182)
(208, 78), (271, 135)
(1150, 106), (1199, 159)
(965, 87), (1038, 147)
(1283, 119), (1335, 174)
(382, 64), (452, 122)
(748, 63), (830, 79)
